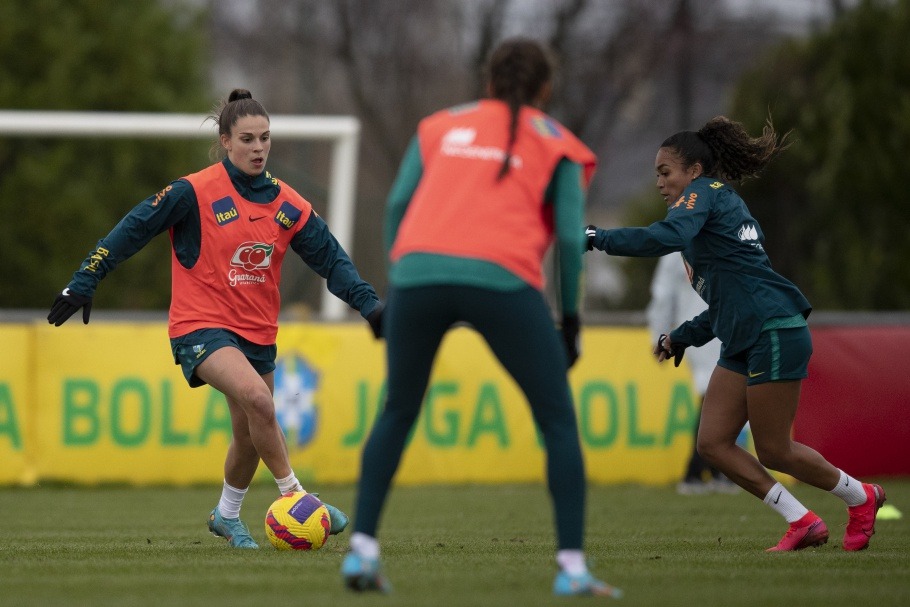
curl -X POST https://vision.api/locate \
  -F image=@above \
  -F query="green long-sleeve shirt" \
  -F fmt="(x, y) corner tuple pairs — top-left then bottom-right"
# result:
(590, 176), (810, 355)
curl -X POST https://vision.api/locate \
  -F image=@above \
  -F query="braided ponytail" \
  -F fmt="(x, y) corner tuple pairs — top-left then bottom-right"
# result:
(485, 39), (553, 180)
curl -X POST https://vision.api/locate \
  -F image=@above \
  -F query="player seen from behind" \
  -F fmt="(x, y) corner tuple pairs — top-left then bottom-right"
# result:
(341, 38), (621, 597)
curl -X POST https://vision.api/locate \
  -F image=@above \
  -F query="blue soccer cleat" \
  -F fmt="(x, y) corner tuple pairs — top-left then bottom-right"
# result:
(323, 502), (349, 535)
(208, 508), (259, 549)
(553, 570), (622, 598)
(310, 492), (349, 535)
(341, 552), (392, 593)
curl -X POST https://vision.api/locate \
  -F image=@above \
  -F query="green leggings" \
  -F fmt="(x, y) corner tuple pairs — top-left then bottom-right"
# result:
(352, 284), (587, 549)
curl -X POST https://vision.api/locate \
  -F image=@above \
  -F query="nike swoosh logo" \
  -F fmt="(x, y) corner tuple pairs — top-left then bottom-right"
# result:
(749, 371), (765, 378)
(249, 215), (266, 222)
(62, 288), (71, 296)
(773, 492), (781, 504)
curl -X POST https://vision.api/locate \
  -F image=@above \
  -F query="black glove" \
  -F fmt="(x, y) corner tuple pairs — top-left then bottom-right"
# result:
(48, 288), (93, 326)
(366, 301), (384, 339)
(585, 225), (598, 251)
(656, 333), (687, 367)
(560, 314), (581, 368)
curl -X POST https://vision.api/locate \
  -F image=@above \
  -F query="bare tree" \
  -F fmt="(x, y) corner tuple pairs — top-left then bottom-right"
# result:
(205, 0), (817, 309)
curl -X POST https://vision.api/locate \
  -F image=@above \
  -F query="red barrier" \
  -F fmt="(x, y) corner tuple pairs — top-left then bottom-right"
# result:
(795, 326), (910, 477)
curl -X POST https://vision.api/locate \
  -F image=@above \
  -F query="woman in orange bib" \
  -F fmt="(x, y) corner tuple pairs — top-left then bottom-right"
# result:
(341, 39), (620, 598)
(48, 89), (384, 549)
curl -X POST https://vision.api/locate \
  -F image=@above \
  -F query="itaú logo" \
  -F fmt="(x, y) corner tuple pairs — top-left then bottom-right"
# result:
(230, 241), (274, 271)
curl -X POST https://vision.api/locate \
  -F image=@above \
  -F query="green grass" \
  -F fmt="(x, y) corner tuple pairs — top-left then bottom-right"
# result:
(0, 481), (907, 606)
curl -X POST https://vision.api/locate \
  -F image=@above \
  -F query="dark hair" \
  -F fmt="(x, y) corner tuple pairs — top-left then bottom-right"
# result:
(208, 88), (270, 161)
(485, 38), (554, 180)
(661, 116), (791, 182)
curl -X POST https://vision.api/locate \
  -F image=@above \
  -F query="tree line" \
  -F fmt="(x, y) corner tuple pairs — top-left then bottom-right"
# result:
(0, 0), (905, 312)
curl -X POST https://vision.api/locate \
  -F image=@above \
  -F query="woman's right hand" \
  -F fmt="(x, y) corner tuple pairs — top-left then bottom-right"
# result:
(655, 333), (686, 367)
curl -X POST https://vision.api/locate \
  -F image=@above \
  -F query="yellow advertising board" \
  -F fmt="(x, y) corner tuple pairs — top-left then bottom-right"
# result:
(31, 323), (234, 485)
(6, 322), (700, 487)
(0, 326), (35, 485)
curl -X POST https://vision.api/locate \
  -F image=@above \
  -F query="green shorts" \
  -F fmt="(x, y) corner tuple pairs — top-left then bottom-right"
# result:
(718, 325), (812, 386)
(170, 328), (277, 388)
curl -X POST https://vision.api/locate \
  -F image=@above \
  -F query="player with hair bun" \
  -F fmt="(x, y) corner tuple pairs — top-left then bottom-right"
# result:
(586, 115), (885, 552)
(48, 88), (384, 549)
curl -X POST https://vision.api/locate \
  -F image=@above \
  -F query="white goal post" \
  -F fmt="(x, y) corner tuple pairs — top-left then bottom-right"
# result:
(0, 110), (360, 320)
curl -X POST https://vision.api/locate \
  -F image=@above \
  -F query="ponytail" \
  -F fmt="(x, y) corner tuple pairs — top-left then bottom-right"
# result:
(485, 38), (554, 180)
(662, 116), (790, 182)
(207, 88), (270, 161)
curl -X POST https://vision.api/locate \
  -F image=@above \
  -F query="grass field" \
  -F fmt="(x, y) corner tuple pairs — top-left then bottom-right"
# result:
(0, 480), (907, 607)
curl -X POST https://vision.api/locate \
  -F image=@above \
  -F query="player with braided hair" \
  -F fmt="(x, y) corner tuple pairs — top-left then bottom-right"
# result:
(586, 115), (885, 553)
(341, 38), (620, 597)
(488, 40), (553, 180)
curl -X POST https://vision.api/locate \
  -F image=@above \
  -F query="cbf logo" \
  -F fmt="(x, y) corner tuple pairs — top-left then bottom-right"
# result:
(530, 115), (562, 138)
(274, 354), (320, 448)
(230, 242), (274, 271)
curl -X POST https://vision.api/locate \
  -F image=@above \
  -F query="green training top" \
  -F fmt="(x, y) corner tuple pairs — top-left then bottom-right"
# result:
(590, 176), (811, 356)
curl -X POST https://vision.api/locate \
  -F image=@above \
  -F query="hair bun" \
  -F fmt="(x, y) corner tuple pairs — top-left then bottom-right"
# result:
(228, 88), (253, 102)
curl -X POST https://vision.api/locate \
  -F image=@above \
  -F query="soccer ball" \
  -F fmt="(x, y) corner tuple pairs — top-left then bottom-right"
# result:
(265, 491), (331, 550)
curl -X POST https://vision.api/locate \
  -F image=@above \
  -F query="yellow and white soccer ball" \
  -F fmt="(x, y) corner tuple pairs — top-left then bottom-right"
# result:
(265, 491), (331, 550)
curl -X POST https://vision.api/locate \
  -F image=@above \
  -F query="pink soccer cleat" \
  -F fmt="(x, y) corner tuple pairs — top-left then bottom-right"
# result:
(766, 511), (828, 552)
(843, 483), (886, 551)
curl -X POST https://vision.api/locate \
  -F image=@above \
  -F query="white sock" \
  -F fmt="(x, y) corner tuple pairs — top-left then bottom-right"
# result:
(829, 469), (867, 506)
(275, 472), (303, 494)
(217, 481), (248, 520)
(556, 549), (588, 576)
(763, 482), (809, 523)
(350, 532), (380, 559)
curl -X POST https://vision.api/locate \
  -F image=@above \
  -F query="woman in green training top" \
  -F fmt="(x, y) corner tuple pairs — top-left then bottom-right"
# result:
(586, 115), (885, 552)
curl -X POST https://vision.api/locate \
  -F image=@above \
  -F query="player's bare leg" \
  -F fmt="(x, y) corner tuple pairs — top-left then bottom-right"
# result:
(697, 366), (775, 498)
(197, 348), (287, 548)
(197, 347), (293, 479)
(747, 379), (840, 490)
